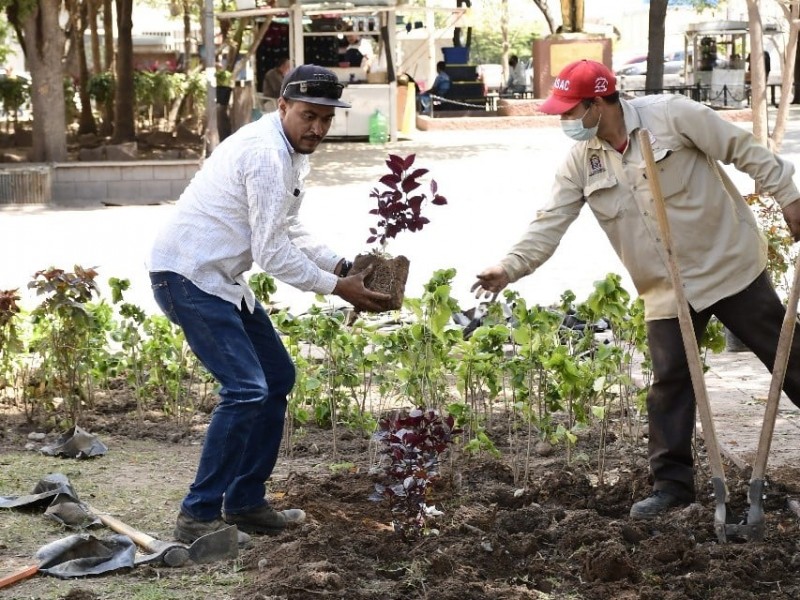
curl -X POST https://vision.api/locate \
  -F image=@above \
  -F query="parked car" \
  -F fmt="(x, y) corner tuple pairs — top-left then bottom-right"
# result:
(616, 61), (647, 77)
(615, 58), (686, 91)
(615, 58), (685, 77)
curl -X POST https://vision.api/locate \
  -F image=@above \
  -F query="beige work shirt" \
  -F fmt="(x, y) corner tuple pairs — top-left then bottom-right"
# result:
(501, 94), (799, 320)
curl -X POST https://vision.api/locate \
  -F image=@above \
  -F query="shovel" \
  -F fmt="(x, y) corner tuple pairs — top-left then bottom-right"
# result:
(732, 251), (800, 541)
(638, 129), (732, 542)
(85, 504), (239, 566)
(0, 533), (137, 589)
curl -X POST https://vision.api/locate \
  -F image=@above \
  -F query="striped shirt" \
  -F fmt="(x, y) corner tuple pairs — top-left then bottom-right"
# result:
(148, 111), (340, 312)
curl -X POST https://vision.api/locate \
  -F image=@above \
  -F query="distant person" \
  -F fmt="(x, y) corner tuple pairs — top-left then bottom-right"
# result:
(262, 57), (291, 98)
(344, 33), (373, 69)
(472, 59), (800, 521)
(746, 51), (770, 84)
(418, 61), (451, 114)
(505, 55), (527, 94)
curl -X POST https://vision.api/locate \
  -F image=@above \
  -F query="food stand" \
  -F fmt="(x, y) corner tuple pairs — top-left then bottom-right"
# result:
(216, 1), (395, 139)
(684, 20), (749, 108)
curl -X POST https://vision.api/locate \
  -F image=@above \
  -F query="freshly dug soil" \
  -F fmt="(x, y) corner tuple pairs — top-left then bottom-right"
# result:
(232, 426), (800, 600)
(3, 392), (800, 600)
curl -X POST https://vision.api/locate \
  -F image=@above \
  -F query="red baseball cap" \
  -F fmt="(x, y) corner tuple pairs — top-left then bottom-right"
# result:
(539, 60), (616, 115)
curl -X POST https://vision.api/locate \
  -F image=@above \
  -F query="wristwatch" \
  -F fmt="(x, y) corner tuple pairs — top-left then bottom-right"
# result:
(339, 259), (353, 277)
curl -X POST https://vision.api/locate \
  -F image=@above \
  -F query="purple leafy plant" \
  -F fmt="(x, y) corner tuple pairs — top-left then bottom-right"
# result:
(367, 153), (448, 249)
(369, 407), (461, 542)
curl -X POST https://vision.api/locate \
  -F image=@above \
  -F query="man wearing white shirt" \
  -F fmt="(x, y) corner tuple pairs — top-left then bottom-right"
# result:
(148, 65), (389, 545)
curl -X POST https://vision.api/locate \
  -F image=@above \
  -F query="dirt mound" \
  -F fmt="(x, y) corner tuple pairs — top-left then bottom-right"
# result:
(4, 400), (800, 600)
(232, 436), (800, 600)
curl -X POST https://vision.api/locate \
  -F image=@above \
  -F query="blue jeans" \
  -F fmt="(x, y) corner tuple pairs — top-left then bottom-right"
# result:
(150, 271), (295, 521)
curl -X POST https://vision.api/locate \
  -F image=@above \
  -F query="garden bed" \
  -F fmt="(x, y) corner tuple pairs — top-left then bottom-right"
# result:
(2, 396), (800, 600)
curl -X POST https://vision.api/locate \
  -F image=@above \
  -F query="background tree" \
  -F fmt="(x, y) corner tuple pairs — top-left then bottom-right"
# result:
(2, 0), (68, 162)
(469, 0), (543, 64)
(182, 0), (192, 73)
(0, 14), (14, 66)
(501, 0), (509, 84)
(747, 0), (768, 147)
(74, 0), (97, 135)
(101, 0), (114, 136)
(761, 0), (799, 152)
(88, 0), (101, 75)
(112, 0), (135, 143)
(645, 0), (668, 93)
(530, 0), (558, 34)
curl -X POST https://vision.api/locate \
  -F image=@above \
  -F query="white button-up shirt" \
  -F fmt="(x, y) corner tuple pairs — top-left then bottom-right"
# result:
(500, 94), (799, 320)
(148, 111), (340, 312)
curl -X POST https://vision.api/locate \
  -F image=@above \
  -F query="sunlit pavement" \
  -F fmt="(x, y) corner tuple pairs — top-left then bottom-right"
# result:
(4, 110), (800, 316)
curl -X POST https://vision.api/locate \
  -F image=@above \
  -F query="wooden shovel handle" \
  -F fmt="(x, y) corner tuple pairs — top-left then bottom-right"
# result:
(637, 129), (728, 491)
(751, 251), (800, 479)
(0, 564), (39, 589)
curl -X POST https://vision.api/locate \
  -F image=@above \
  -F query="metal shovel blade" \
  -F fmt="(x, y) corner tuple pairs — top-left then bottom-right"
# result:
(187, 525), (239, 564)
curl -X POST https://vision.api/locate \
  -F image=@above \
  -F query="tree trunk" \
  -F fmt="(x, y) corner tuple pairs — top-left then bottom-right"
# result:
(747, 0), (768, 148)
(501, 0), (509, 86)
(103, 0), (114, 70)
(63, 2), (81, 81)
(645, 0), (668, 94)
(182, 0), (191, 73)
(21, 1), (68, 162)
(77, 1), (97, 135)
(89, 0), (101, 75)
(794, 36), (800, 104)
(531, 0), (557, 35)
(768, 1), (799, 151)
(101, 0), (115, 136)
(112, 0), (135, 143)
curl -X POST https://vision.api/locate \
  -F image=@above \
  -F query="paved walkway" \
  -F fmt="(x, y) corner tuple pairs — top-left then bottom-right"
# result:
(705, 350), (800, 472)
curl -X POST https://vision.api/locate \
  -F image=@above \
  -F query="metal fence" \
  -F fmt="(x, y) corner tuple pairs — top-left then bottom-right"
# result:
(0, 166), (51, 205)
(623, 83), (787, 109)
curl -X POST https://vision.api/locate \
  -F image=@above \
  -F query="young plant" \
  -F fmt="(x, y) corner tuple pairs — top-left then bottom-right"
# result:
(28, 266), (103, 425)
(367, 153), (448, 251)
(370, 407), (461, 542)
(353, 154), (449, 311)
(745, 192), (798, 298)
(0, 289), (23, 392)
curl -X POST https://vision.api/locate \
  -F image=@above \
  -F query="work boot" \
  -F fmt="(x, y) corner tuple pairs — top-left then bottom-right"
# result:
(174, 512), (252, 548)
(223, 505), (306, 535)
(629, 490), (689, 520)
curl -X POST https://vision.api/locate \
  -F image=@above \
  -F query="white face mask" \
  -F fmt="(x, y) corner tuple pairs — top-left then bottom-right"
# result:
(561, 105), (600, 141)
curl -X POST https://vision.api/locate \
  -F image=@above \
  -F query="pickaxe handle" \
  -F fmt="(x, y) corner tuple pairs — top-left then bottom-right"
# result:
(637, 129), (729, 498)
(86, 504), (159, 550)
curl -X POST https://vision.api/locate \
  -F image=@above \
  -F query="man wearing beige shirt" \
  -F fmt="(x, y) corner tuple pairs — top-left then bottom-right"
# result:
(473, 59), (800, 519)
